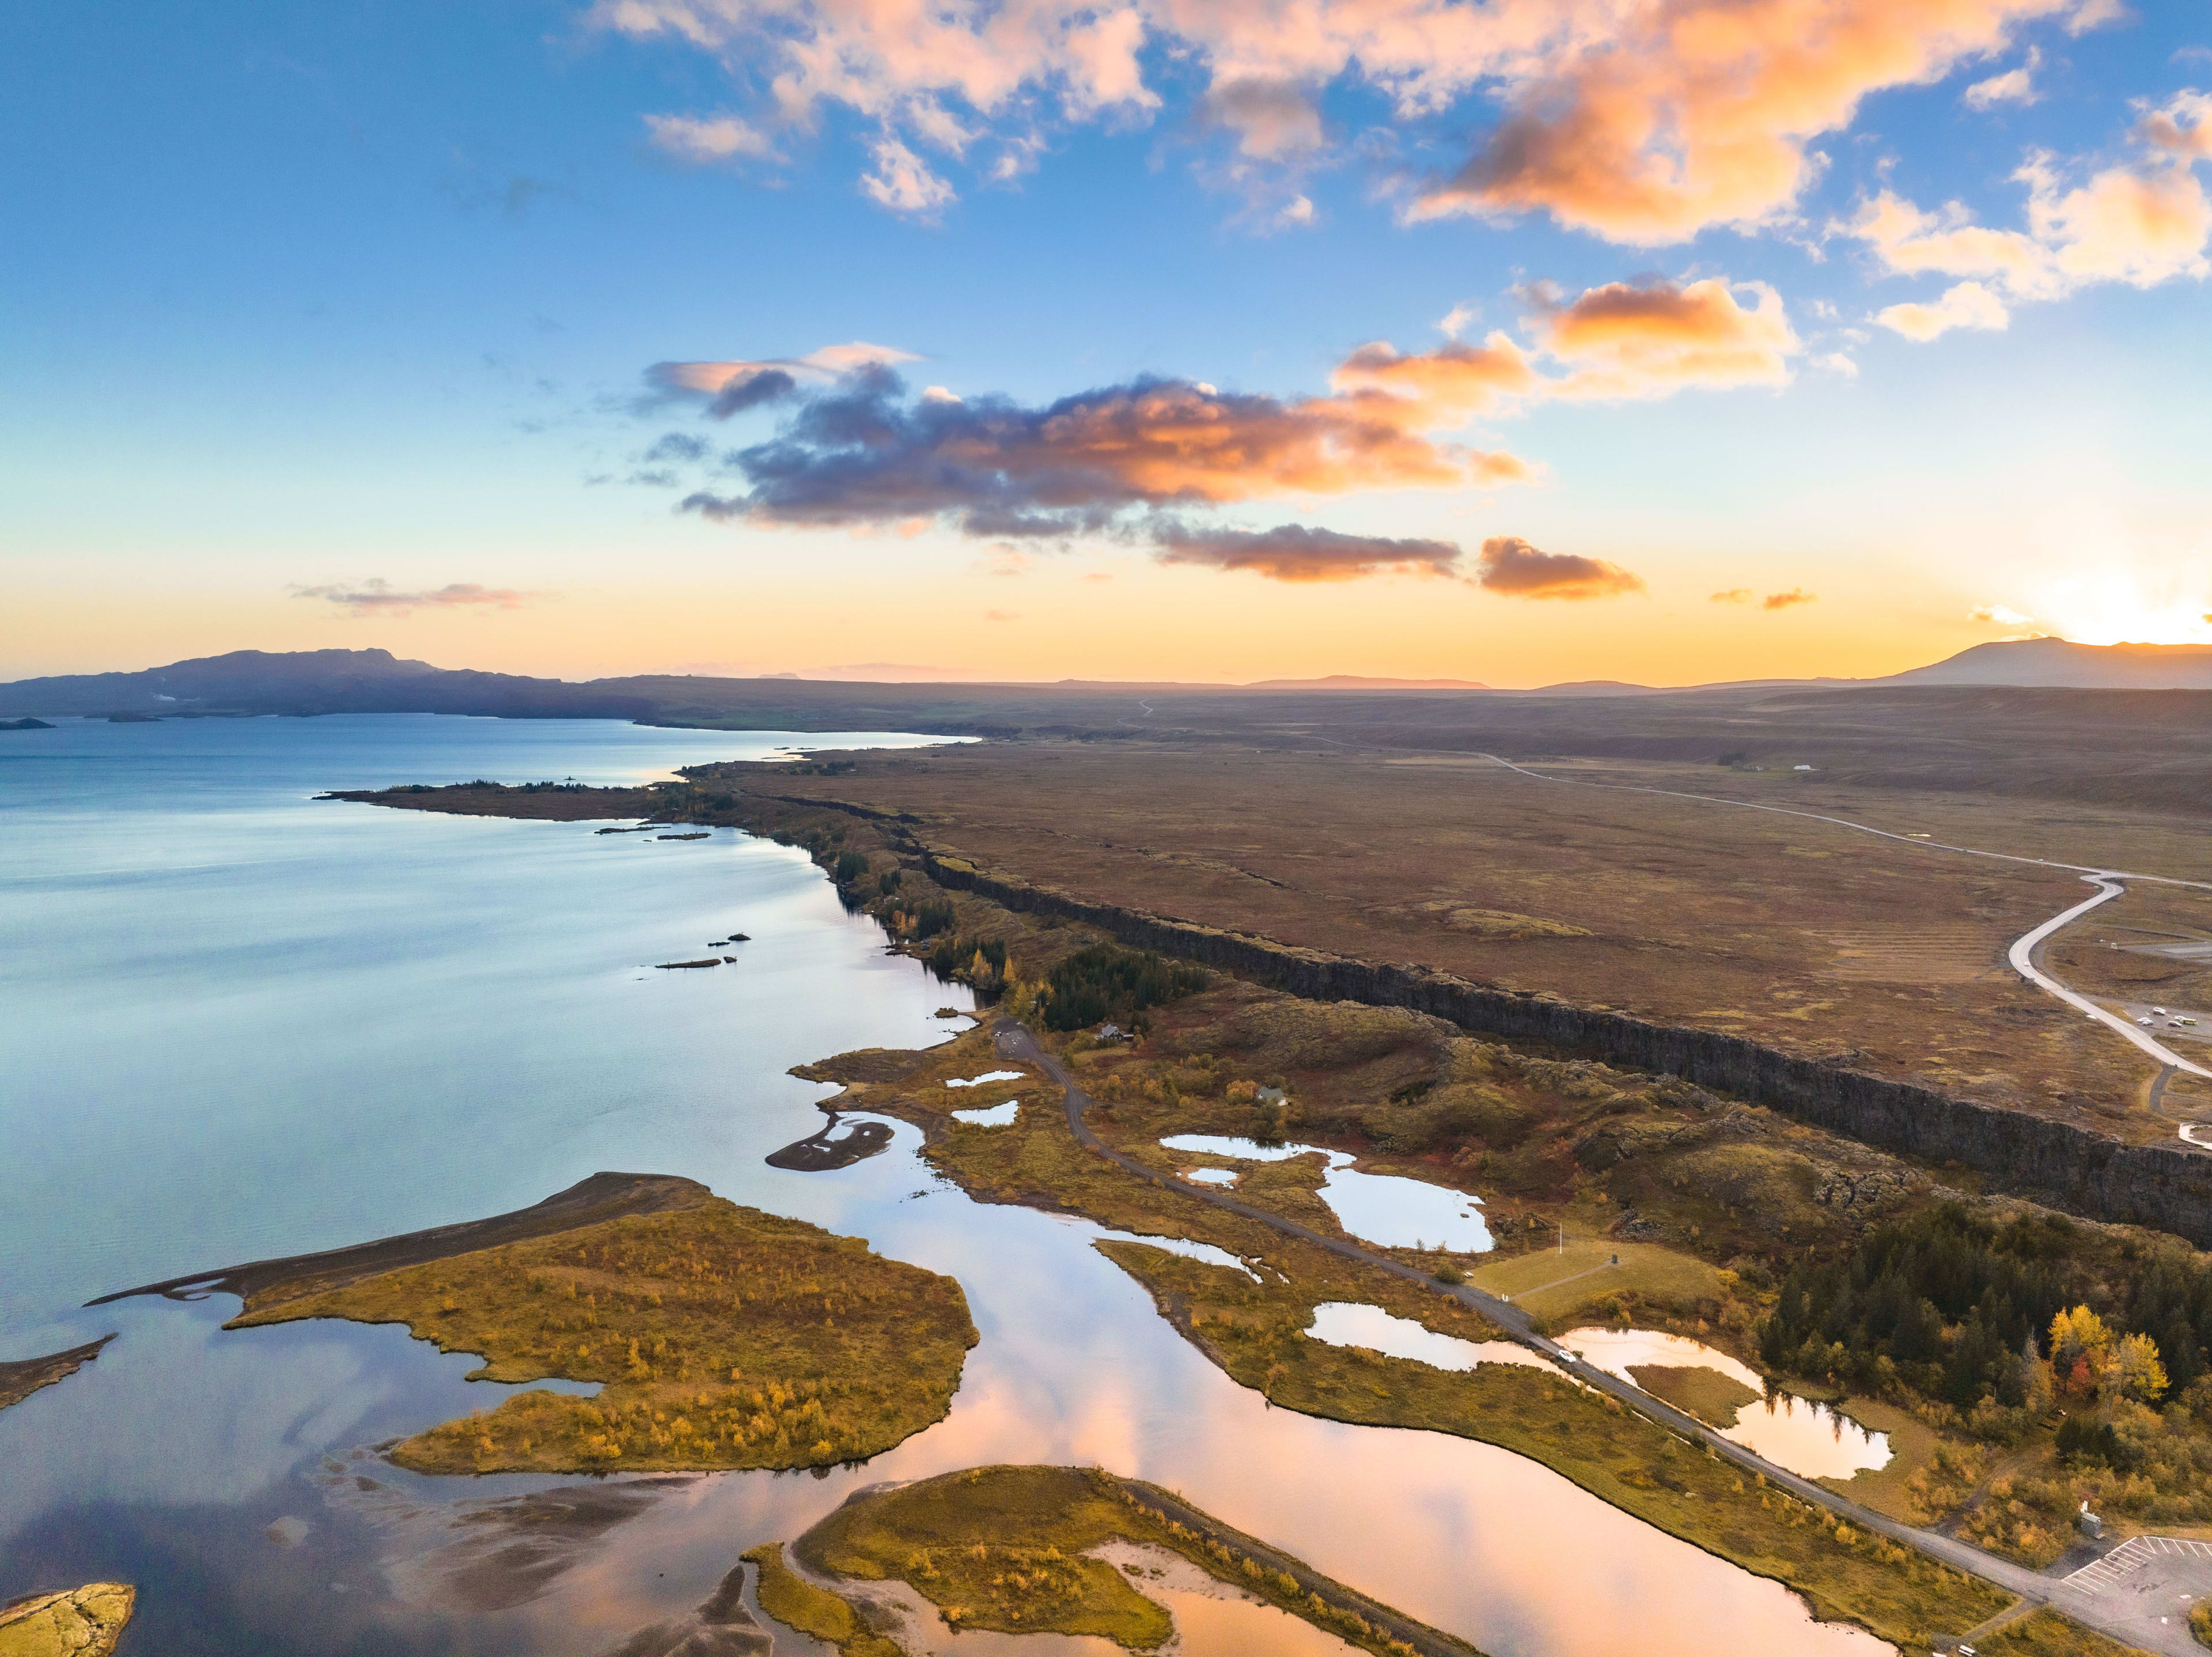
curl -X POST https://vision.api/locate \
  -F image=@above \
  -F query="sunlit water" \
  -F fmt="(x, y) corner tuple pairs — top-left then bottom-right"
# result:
(1306, 1303), (1560, 1375)
(1559, 1327), (1891, 1478)
(0, 716), (1890, 1656)
(1158, 1134), (1494, 1251)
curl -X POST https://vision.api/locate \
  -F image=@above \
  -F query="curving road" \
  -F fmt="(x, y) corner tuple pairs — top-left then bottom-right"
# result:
(993, 1018), (2202, 1654)
(1470, 753), (2212, 1085)
(2009, 877), (2212, 1084)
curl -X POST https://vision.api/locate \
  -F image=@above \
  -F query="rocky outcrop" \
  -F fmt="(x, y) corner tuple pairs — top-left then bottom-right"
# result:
(917, 845), (2212, 1245)
(0, 1584), (135, 1656)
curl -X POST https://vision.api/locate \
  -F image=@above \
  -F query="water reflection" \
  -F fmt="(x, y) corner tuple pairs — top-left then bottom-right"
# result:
(1158, 1135), (1493, 1251)
(950, 1101), (1021, 1126)
(2, 718), (1894, 1657)
(1559, 1327), (1891, 1478)
(1306, 1303), (1560, 1375)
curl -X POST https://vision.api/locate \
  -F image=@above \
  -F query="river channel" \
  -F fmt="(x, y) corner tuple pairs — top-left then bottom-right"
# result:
(0, 714), (1892, 1656)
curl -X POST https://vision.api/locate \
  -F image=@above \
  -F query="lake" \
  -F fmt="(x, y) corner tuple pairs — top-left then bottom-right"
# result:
(0, 714), (1890, 1656)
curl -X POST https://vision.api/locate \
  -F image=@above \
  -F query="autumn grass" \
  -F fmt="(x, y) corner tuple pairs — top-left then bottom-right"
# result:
(1628, 1363), (1759, 1427)
(1978, 1606), (2156, 1656)
(1469, 1240), (1725, 1325)
(743, 1543), (901, 1657)
(791, 1464), (1479, 1656)
(232, 1193), (975, 1474)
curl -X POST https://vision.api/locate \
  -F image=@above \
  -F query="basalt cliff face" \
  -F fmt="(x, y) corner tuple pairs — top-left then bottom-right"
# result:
(918, 846), (2212, 1246)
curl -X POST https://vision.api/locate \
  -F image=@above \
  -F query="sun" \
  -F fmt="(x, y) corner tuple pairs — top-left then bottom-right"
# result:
(2021, 570), (2212, 647)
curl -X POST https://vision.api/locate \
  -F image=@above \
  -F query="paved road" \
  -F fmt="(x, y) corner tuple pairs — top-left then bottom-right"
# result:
(1469, 754), (2212, 1086)
(2008, 876), (2212, 1083)
(993, 1020), (2199, 1655)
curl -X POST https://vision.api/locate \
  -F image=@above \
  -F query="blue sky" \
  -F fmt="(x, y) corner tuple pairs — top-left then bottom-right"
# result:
(4, 0), (2209, 684)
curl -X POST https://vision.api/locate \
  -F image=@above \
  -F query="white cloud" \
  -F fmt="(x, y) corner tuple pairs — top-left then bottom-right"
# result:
(861, 137), (957, 215)
(1963, 48), (2040, 110)
(1275, 194), (1317, 228)
(1847, 95), (2212, 328)
(1969, 603), (2035, 625)
(1437, 301), (1479, 338)
(1875, 279), (2011, 339)
(1812, 350), (1860, 375)
(643, 112), (778, 162)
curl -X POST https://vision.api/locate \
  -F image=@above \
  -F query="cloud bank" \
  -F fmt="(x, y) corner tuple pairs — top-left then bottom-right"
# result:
(596, 0), (2108, 233)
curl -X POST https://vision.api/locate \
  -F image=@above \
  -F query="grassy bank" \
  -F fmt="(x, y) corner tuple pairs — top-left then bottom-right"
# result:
(233, 1189), (975, 1474)
(786, 1464), (1483, 1656)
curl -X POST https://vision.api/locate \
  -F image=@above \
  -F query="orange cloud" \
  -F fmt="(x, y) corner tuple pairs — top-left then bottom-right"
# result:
(1710, 587), (1752, 603)
(1328, 333), (1543, 422)
(1533, 278), (1798, 397)
(1848, 97), (2212, 323)
(1876, 279), (2009, 339)
(1475, 536), (1645, 600)
(1155, 523), (1466, 581)
(1763, 587), (1817, 609)
(1407, 0), (2092, 243)
(675, 365), (1531, 534)
(600, 0), (2101, 239)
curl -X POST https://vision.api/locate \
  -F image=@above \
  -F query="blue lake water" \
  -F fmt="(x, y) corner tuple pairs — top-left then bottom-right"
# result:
(0, 714), (1890, 1656)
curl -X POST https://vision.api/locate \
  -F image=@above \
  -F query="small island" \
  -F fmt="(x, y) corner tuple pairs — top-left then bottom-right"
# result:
(0, 1584), (135, 1657)
(0, 717), (55, 731)
(111, 1173), (975, 1476)
(747, 1464), (1484, 1657)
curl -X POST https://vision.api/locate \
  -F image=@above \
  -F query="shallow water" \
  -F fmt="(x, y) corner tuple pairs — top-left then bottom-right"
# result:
(1558, 1327), (1891, 1478)
(1157, 1134), (1494, 1251)
(950, 1100), (1021, 1126)
(1306, 1303), (1560, 1375)
(2, 716), (1891, 1656)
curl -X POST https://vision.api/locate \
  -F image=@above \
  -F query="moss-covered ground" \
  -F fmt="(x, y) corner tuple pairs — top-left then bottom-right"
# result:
(1628, 1363), (1760, 1427)
(742, 1542), (902, 1657)
(787, 1464), (1480, 1656)
(233, 1191), (975, 1474)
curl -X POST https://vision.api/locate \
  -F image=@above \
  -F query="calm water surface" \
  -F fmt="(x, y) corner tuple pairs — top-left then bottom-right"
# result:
(1, 716), (1891, 1656)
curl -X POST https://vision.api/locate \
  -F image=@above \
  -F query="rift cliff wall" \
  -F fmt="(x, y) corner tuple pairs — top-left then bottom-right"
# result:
(915, 845), (2212, 1246)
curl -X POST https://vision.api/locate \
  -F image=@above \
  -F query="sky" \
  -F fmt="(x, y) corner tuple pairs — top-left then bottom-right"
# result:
(3, 0), (2210, 687)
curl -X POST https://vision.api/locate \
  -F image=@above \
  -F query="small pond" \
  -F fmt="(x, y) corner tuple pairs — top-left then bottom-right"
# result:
(1158, 1136), (1493, 1251)
(951, 1100), (1021, 1126)
(1308, 1303), (1560, 1375)
(1559, 1327), (1890, 1478)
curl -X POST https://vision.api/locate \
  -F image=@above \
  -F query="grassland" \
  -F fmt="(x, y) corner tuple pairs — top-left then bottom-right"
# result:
(232, 1187), (976, 1474)
(785, 1464), (1483, 1656)
(1978, 1606), (2156, 1656)
(0, 1585), (134, 1657)
(741, 1543), (901, 1657)
(683, 736), (2198, 1131)
(1469, 1242), (1726, 1326)
(1628, 1363), (1760, 1427)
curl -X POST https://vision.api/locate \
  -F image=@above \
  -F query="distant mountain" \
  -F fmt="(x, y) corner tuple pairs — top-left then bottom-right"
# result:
(1241, 674), (1490, 690)
(1881, 638), (2212, 690)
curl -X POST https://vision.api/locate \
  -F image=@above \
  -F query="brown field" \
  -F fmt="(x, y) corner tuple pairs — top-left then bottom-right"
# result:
(698, 738), (2202, 1132)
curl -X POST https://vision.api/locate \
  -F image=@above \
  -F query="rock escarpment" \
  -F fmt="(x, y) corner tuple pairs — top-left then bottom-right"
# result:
(918, 845), (2212, 1245)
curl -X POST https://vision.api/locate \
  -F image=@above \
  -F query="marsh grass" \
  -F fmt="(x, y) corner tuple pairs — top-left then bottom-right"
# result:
(791, 1465), (1472, 1656)
(743, 1543), (901, 1657)
(1628, 1364), (1760, 1427)
(233, 1196), (976, 1475)
(1977, 1606), (2156, 1656)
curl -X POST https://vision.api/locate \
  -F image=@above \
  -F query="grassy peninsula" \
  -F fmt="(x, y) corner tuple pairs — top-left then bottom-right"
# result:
(768, 1464), (1486, 1656)
(229, 1182), (976, 1474)
(0, 1585), (134, 1657)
